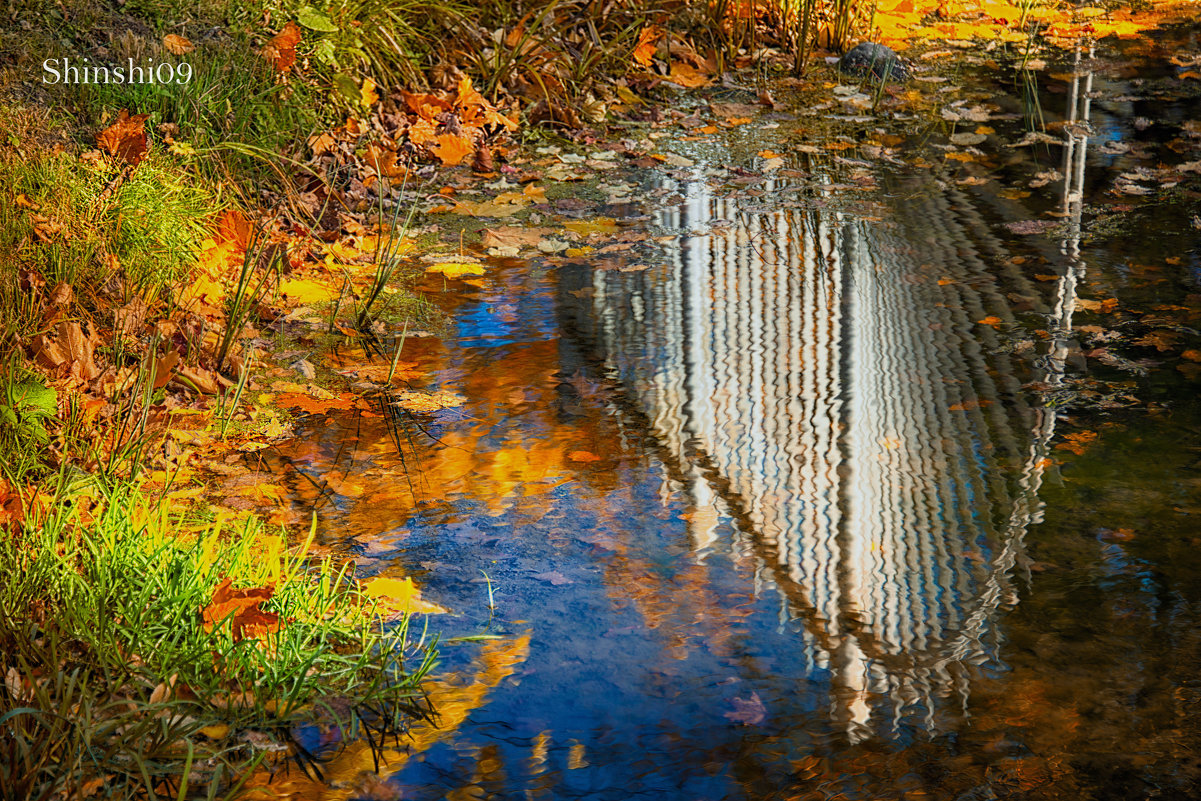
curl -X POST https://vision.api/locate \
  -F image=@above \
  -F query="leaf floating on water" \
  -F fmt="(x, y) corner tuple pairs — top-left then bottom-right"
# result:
(1076, 297), (1119, 313)
(563, 218), (619, 236)
(392, 389), (466, 412)
(568, 450), (601, 462)
(361, 576), (446, 614)
(276, 392), (358, 415)
(1055, 429), (1099, 456)
(533, 571), (573, 586)
(426, 262), (485, 278)
(1004, 219), (1059, 235)
(725, 692), (767, 725)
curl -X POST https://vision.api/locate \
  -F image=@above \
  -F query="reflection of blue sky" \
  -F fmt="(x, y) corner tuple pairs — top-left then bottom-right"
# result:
(452, 283), (558, 348)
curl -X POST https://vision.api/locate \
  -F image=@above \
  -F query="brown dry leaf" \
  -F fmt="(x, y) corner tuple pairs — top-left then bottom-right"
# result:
(308, 132), (337, 155)
(149, 673), (178, 704)
(234, 606), (284, 640)
(173, 365), (224, 395)
(163, 34), (194, 54)
(447, 198), (525, 218)
(481, 226), (555, 249)
(668, 62), (711, 88)
(429, 133), (475, 166)
(455, 75), (518, 131)
(401, 89), (453, 121)
(97, 109), (150, 167)
(202, 578), (274, 632)
(152, 349), (180, 390)
(977, 316), (1003, 327)
(710, 101), (759, 119)
(29, 213), (63, 243)
(57, 321), (101, 381)
(263, 21), (302, 72)
(338, 362), (424, 383)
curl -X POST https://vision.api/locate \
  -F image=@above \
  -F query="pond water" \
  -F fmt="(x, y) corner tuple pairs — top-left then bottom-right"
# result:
(267, 25), (1201, 801)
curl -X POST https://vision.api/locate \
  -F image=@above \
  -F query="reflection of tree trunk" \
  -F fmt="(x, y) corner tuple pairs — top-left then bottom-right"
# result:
(1046, 44), (1094, 389)
(569, 166), (1059, 740)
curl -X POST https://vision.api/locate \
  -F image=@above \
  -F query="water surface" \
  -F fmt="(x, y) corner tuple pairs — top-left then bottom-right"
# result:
(268, 28), (1201, 800)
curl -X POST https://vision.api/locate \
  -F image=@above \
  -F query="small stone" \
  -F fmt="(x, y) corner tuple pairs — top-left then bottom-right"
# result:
(838, 42), (910, 82)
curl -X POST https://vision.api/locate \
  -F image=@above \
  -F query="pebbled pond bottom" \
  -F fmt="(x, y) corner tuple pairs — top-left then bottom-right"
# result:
(267, 28), (1201, 801)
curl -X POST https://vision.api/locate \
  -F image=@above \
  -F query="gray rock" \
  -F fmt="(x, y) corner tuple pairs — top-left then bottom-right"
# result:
(838, 42), (910, 82)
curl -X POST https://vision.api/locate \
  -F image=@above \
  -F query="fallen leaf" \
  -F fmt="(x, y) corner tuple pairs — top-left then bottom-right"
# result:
(426, 262), (485, 278)
(361, 576), (446, 614)
(263, 21), (302, 72)
(275, 392), (357, 414)
(632, 25), (662, 67)
(668, 62), (712, 87)
(97, 109), (150, 167)
(481, 226), (555, 250)
(202, 578), (283, 641)
(391, 389), (466, 411)
(361, 77), (379, 106)
(533, 570), (573, 586)
(725, 692), (766, 725)
(162, 34), (194, 54)
(430, 133), (475, 166)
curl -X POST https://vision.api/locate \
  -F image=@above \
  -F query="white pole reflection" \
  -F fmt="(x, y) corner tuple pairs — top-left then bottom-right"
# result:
(582, 160), (1073, 739)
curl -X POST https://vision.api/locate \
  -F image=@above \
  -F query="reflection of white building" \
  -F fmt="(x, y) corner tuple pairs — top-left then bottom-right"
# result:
(564, 173), (1064, 739)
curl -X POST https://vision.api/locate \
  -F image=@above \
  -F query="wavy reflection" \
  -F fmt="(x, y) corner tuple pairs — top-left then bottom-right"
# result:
(560, 172), (1060, 739)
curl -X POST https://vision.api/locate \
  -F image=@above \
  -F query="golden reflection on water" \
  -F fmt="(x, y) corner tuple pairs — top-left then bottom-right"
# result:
(243, 635), (530, 800)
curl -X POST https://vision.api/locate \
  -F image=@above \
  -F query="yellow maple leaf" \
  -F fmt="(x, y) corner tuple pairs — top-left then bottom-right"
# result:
(564, 218), (619, 235)
(430, 133), (474, 166)
(361, 77), (379, 106)
(280, 278), (340, 303)
(361, 577), (446, 614)
(391, 389), (467, 411)
(426, 262), (485, 278)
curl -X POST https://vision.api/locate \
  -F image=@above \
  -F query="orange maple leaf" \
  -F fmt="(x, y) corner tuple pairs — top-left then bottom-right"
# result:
(632, 25), (662, 68)
(275, 392), (358, 415)
(202, 578), (283, 641)
(407, 117), (438, 146)
(216, 208), (253, 251)
(429, 133), (474, 166)
(97, 110), (150, 167)
(263, 21), (301, 72)
(400, 89), (452, 121)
